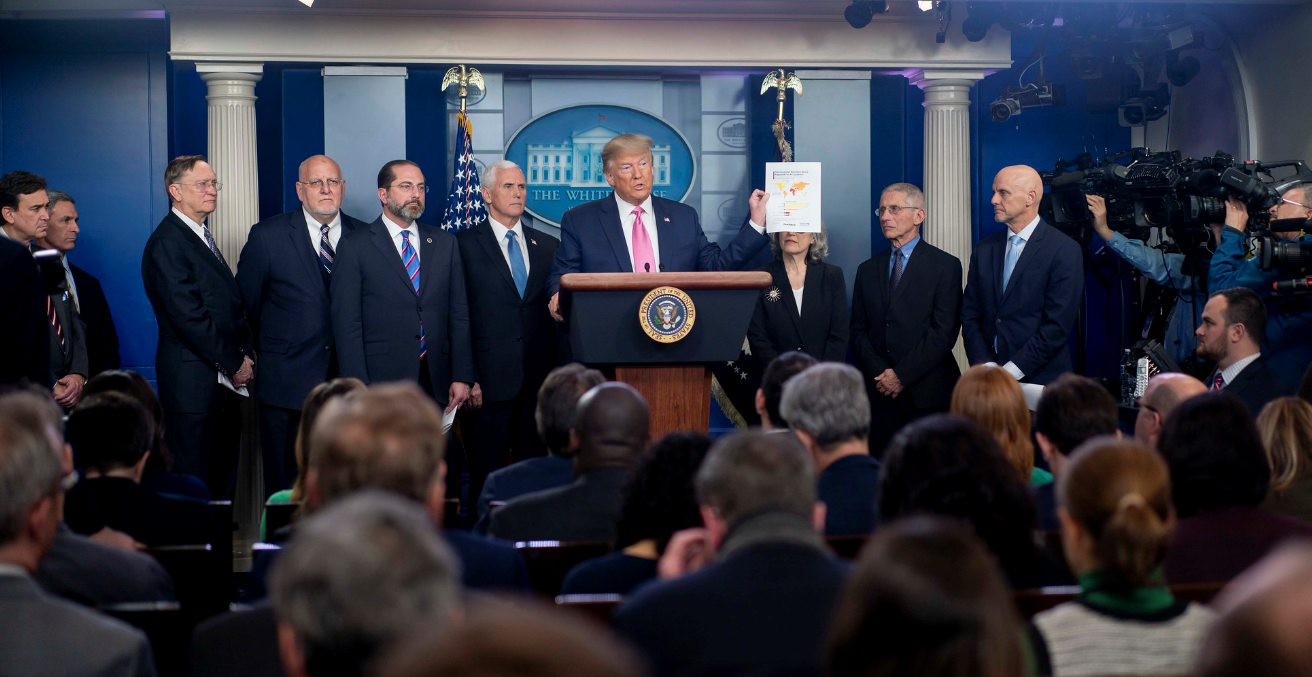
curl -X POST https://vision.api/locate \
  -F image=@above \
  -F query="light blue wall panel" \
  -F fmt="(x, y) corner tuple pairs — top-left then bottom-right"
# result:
(324, 71), (408, 222)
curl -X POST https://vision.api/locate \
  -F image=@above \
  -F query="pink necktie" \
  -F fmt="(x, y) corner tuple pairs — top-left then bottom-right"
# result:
(631, 206), (656, 273)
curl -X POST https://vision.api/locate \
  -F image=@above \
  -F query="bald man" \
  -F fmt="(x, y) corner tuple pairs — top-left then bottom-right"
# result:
(236, 155), (369, 499)
(961, 165), (1084, 385)
(1134, 372), (1207, 450)
(488, 382), (650, 542)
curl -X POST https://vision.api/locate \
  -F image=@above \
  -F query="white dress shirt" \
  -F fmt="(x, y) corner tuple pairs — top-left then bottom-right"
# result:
(381, 211), (419, 263)
(488, 216), (530, 275)
(1000, 214), (1042, 381)
(617, 194), (660, 272)
(793, 286), (804, 315)
(303, 207), (343, 253)
(171, 207), (210, 246)
(60, 255), (80, 312)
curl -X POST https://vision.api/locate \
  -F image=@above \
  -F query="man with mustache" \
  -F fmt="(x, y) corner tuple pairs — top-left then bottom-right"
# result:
(331, 160), (473, 411)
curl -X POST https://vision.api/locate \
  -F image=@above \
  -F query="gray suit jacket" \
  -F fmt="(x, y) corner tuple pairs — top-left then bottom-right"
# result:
(48, 285), (88, 382)
(0, 572), (157, 676)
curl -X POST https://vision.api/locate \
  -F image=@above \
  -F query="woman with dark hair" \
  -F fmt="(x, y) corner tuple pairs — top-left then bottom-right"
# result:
(878, 413), (1068, 589)
(84, 369), (210, 501)
(1159, 392), (1312, 583)
(1032, 438), (1215, 677)
(560, 432), (711, 595)
(826, 516), (1024, 677)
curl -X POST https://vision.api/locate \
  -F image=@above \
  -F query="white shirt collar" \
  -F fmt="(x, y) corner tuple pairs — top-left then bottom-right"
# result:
(0, 563), (28, 578)
(303, 207), (342, 232)
(381, 210), (414, 238)
(615, 192), (655, 219)
(171, 207), (208, 243)
(488, 215), (523, 241)
(1221, 352), (1262, 386)
(1010, 215), (1041, 242)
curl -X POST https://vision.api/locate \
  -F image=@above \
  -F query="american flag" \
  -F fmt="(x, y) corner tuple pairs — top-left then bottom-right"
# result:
(440, 111), (488, 232)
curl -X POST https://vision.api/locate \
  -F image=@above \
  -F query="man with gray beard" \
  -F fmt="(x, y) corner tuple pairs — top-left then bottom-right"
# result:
(331, 160), (473, 408)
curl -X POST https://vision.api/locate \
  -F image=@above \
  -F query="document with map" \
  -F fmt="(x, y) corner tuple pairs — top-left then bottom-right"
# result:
(764, 162), (821, 233)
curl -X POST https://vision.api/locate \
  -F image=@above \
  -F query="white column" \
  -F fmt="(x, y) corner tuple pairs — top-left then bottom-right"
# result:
(911, 69), (986, 369)
(198, 63), (263, 271)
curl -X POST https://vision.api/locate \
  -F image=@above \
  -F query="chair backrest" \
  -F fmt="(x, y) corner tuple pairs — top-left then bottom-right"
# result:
(555, 593), (624, 625)
(826, 535), (869, 560)
(210, 500), (234, 574)
(145, 544), (232, 622)
(264, 501), (299, 537)
(1013, 581), (1230, 618)
(100, 601), (189, 677)
(514, 540), (612, 597)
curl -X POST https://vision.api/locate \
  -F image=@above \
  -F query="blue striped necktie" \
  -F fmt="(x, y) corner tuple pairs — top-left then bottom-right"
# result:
(319, 223), (335, 274)
(401, 230), (426, 360)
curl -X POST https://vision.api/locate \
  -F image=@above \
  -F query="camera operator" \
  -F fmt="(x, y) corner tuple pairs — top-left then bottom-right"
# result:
(1211, 185), (1312, 388)
(1086, 194), (1221, 367)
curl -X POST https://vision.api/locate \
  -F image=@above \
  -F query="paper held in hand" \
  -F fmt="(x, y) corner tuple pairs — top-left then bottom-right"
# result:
(765, 162), (822, 233)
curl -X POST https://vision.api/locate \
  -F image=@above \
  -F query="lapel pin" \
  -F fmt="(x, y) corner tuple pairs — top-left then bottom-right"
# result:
(531, 239), (538, 246)
(426, 238), (433, 243)
(766, 287), (781, 303)
(663, 217), (670, 222)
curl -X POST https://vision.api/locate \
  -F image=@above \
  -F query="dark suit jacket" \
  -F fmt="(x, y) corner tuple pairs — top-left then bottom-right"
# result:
(1166, 505), (1312, 584)
(0, 236), (50, 386)
(455, 219), (559, 402)
(331, 218), (474, 404)
(42, 271), (88, 383)
(445, 530), (531, 591)
(817, 454), (881, 536)
(851, 241), (963, 409)
(746, 260), (848, 363)
(64, 477), (216, 547)
(548, 194), (770, 295)
(191, 604), (284, 677)
(69, 262), (121, 376)
(473, 454), (575, 533)
(236, 209), (366, 410)
(487, 467), (628, 543)
(613, 542), (848, 677)
(961, 220), (1083, 385)
(141, 211), (252, 413)
(35, 523), (176, 607)
(1224, 358), (1294, 416)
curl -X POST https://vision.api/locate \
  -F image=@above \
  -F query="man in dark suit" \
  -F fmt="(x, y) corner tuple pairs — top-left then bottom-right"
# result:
(0, 171), (59, 391)
(331, 160), (472, 410)
(30, 191), (93, 409)
(613, 430), (846, 677)
(546, 133), (770, 321)
(141, 155), (253, 498)
(0, 236), (50, 387)
(1195, 287), (1292, 414)
(456, 160), (560, 508)
(851, 183), (963, 454)
(36, 191), (120, 379)
(488, 382), (648, 543)
(237, 155), (367, 499)
(961, 165), (1084, 385)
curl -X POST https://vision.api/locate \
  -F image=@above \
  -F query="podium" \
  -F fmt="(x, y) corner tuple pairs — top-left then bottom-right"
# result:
(560, 271), (771, 438)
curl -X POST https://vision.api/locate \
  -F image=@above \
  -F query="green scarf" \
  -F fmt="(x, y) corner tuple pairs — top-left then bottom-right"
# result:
(1077, 568), (1175, 615)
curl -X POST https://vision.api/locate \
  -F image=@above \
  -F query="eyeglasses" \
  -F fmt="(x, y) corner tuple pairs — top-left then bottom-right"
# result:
(299, 178), (343, 190)
(1133, 397), (1158, 415)
(173, 180), (222, 192)
(876, 205), (920, 216)
(391, 182), (430, 194)
(1277, 196), (1311, 210)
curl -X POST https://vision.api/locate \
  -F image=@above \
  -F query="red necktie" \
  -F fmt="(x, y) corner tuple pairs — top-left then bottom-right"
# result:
(47, 296), (64, 347)
(1211, 372), (1224, 392)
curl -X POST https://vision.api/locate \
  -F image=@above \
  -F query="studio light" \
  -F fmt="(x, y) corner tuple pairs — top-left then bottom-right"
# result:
(844, 1), (888, 29)
(298, 0), (313, 6)
(918, 1), (935, 11)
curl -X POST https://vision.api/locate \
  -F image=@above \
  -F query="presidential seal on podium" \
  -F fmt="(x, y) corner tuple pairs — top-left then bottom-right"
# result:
(639, 286), (696, 343)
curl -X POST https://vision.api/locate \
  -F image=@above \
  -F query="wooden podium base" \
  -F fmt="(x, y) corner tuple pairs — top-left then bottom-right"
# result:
(612, 364), (712, 439)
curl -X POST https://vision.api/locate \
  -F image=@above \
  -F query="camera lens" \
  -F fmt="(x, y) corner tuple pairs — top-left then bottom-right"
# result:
(990, 99), (1019, 122)
(1185, 196), (1225, 224)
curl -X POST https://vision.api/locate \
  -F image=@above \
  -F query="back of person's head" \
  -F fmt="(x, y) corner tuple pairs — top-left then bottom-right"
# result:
(0, 387), (64, 446)
(377, 601), (645, 677)
(66, 393), (153, 476)
(308, 383), (445, 508)
(1059, 438), (1174, 591)
(759, 351), (818, 429)
(879, 414), (1038, 586)
(0, 411), (62, 550)
(950, 365), (1035, 482)
(826, 517), (1024, 677)
(1211, 287), (1267, 348)
(1197, 542), (1312, 677)
(1035, 374), (1118, 457)
(271, 490), (460, 677)
(696, 430), (814, 527)
(536, 364), (606, 457)
(779, 363), (871, 450)
(1257, 397), (1312, 494)
(574, 382), (649, 472)
(84, 370), (171, 472)
(614, 432), (711, 553)
(293, 378), (367, 502)
(1158, 392), (1268, 518)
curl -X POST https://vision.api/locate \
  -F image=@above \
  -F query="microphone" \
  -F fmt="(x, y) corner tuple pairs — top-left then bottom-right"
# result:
(1273, 277), (1311, 294)
(659, 264), (665, 272)
(645, 263), (650, 273)
(1268, 217), (1310, 233)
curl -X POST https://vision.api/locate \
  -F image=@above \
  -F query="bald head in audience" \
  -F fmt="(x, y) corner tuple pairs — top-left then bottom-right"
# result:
(1196, 543), (1312, 677)
(1134, 373), (1208, 449)
(572, 382), (650, 474)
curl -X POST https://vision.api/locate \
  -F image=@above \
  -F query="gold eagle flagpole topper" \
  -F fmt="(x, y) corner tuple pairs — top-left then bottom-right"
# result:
(760, 69), (802, 162)
(441, 64), (485, 112)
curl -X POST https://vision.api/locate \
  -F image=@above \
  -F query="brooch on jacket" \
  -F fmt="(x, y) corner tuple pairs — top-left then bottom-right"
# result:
(766, 286), (781, 302)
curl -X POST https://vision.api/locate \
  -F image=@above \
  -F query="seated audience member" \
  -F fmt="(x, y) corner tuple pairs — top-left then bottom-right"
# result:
(1133, 373), (1208, 451)
(0, 410), (156, 677)
(84, 369), (210, 502)
(1033, 374), (1120, 530)
(260, 377), (365, 540)
(474, 364), (606, 533)
(1158, 393), (1312, 583)
(879, 414), (1069, 589)
(271, 491), (461, 677)
(561, 432), (711, 595)
(1032, 438), (1215, 677)
(64, 392), (215, 546)
(1196, 287), (1292, 415)
(613, 431), (847, 677)
(1195, 542), (1312, 677)
(826, 517), (1024, 677)
(756, 351), (818, 431)
(951, 364), (1051, 487)
(489, 382), (649, 543)
(0, 390), (175, 608)
(781, 362), (880, 535)
(1258, 397), (1312, 523)
(379, 600), (645, 677)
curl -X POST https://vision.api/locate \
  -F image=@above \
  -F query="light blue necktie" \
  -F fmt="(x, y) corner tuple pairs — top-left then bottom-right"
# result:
(1002, 234), (1024, 292)
(506, 230), (528, 297)
(401, 231), (425, 360)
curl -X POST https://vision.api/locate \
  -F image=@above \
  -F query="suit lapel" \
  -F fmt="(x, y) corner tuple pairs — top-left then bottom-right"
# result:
(523, 225), (551, 301)
(888, 247), (913, 306)
(598, 197), (633, 273)
(799, 262), (824, 328)
(771, 262), (803, 336)
(475, 220), (519, 296)
(417, 223), (437, 298)
(369, 219), (416, 292)
(1002, 221), (1045, 304)
(168, 213), (240, 297)
(653, 197), (674, 270)
(288, 210), (327, 299)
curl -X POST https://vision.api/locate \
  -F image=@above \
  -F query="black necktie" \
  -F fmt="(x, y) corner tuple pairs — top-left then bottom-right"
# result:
(890, 248), (905, 291)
